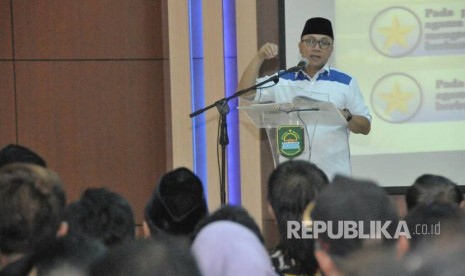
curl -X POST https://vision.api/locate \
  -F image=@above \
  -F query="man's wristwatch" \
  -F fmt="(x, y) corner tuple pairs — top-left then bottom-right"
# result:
(343, 108), (352, 122)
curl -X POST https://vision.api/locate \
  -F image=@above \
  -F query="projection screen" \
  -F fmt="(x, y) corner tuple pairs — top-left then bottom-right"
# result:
(282, 0), (465, 190)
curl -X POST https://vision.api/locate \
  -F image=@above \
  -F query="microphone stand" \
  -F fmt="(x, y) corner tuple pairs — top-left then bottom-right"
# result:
(189, 67), (299, 205)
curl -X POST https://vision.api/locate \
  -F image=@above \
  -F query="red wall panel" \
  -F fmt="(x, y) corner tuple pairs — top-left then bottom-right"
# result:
(0, 0), (12, 59)
(4, 0), (169, 225)
(0, 62), (16, 144)
(13, 0), (165, 59)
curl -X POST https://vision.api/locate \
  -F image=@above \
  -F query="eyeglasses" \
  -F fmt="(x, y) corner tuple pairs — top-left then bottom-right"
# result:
(301, 38), (332, 50)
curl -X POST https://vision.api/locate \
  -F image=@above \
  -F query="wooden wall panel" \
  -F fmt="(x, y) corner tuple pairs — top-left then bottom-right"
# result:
(14, 61), (165, 223)
(13, 60), (165, 222)
(12, 0), (164, 59)
(0, 62), (16, 144)
(0, 1), (17, 148)
(7, 0), (169, 226)
(0, 0), (12, 59)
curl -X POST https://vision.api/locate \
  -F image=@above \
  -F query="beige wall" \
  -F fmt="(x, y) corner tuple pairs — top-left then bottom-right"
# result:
(236, 0), (265, 231)
(167, 0), (265, 228)
(166, 1), (193, 170)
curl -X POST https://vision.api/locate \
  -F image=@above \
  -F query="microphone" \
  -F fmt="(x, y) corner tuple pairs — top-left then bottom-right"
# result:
(285, 58), (308, 73)
(273, 58), (308, 84)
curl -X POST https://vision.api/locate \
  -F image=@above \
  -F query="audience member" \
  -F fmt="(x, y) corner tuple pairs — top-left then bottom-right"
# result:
(339, 225), (465, 276)
(405, 173), (464, 211)
(27, 233), (106, 276)
(267, 160), (328, 276)
(191, 221), (277, 276)
(192, 204), (264, 243)
(64, 187), (135, 248)
(0, 144), (47, 168)
(90, 234), (200, 276)
(338, 245), (407, 276)
(144, 167), (208, 237)
(405, 201), (462, 252)
(0, 164), (66, 271)
(402, 234), (465, 276)
(309, 176), (402, 276)
(2, 146), (464, 276)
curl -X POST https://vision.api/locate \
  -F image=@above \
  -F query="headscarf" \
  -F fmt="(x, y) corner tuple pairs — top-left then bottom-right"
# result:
(191, 221), (277, 276)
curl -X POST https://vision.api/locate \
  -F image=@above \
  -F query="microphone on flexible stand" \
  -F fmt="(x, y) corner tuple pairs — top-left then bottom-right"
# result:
(294, 58), (309, 72)
(266, 58), (308, 86)
(281, 58), (309, 74)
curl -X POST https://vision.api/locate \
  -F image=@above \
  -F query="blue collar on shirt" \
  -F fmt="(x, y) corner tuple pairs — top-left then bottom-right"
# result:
(280, 64), (331, 81)
(280, 65), (351, 86)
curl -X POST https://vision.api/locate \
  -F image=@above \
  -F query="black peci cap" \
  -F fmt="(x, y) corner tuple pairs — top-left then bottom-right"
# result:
(301, 17), (334, 39)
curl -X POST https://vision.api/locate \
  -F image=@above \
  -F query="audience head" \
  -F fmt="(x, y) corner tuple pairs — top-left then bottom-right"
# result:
(267, 160), (328, 230)
(29, 233), (106, 276)
(406, 174), (463, 211)
(90, 235), (200, 276)
(192, 204), (264, 243)
(402, 235), (465, 276)
(338, 245), (406, 276)
(144, 167), (208, 236)
(340, 232), (465, 276)
(64, 187), (136, 248)
(0, 144), (47, 168)
(310, 176), (399, 274)
(405, 201), (462, 252)
(191, 221), (276, 276)
(267, 160), (328, 274)
(0, 163), (66, 267)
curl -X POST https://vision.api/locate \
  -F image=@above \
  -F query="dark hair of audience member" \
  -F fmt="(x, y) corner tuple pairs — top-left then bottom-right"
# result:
(89, 235), (201, 276)
(405, 201), (462, 252)
(311, 176), (399, 258)
(191, 204), (264, 243)
(339, 245), (407, 276)
(267, 160), (329, 275)
(403, 235), (465, 276)
(340, 228), (465, 276)
(405, 174), (463, 211)
(29, 233), (106, 276)
(64, 187), (136, 247)
(0, 144), (47, 168)
(0, 163), (66, 256)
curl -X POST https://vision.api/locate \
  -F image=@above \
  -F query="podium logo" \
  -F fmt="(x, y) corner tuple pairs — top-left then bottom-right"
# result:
(277, 126), (304, 158)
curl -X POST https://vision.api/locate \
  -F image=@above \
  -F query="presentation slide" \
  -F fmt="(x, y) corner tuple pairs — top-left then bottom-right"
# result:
(283, 0), (465, 188)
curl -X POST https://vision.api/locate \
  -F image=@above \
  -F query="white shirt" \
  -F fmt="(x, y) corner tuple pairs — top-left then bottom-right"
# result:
(254, 65), (371, 180)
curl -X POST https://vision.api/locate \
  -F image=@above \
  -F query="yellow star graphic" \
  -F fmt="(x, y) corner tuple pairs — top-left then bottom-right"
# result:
(378, 15), (414, 50)
(379, 83), (414, 115)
